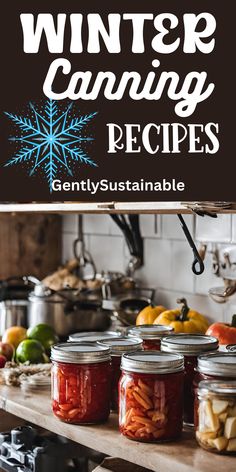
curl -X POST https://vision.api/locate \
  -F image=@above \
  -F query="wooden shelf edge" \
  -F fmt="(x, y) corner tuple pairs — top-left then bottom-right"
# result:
(0, 202), (235, 214)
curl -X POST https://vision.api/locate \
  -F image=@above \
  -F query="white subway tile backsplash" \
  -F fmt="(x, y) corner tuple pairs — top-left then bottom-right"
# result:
(231, 215), (236, 242)
(87, 235), (125, 272)
(109, 217), (124, 236)
(140, 215), (161, 238)
(62, 215), (78, 234)
(171, 240), (194, 293)
(162, 214), (193, 240)
(62, 233), (75, 262)
(138, 239), (172, 289)
(195, 214), (231, 243)
(195, 249), (221, 296)
(83, 214), (110, 235)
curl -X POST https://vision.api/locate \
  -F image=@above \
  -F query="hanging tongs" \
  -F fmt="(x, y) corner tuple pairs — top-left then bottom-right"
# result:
(177, 214), (205, 275)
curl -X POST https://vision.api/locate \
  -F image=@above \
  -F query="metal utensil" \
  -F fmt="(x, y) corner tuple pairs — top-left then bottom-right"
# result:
(177, 214), (205, 275)
(110, 214), (143, 276)
(209, 284), (236, 303)
(73, 215), (96, 280)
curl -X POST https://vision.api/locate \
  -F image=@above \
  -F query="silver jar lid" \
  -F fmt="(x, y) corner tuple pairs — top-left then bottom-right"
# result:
(121, 351), (184, 374)
(198, 380), (236, 396)
(98, 336), (143, 356)
(161, 334), (218, 356)
(197, 353), (236, 377)
(128, 324), (174, 340)
(68, 331), (121, 342)
(51, 342), (111, 364)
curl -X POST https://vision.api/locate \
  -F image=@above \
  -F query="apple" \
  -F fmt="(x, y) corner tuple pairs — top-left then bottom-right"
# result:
(0, 342), (14, 361)
(0, 355), (7, 368)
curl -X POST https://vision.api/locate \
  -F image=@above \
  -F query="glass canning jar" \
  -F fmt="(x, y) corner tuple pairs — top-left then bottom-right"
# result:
(193, 353), (236, 424)
(119, 351), (184, 442)
(68, 331), (121, 342)
(196, 380), (236, 455)
(161, 334), (218, 426)
(51, 342), (112, 424)
(98, 336), (143, 412)
(128, 325), (174, 351)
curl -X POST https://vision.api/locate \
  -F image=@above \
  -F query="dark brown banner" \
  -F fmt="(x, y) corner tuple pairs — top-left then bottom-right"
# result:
(0, 1), (234, 202)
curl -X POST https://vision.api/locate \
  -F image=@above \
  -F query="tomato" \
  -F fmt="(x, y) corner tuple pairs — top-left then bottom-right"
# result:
(206, 316), (236, 345)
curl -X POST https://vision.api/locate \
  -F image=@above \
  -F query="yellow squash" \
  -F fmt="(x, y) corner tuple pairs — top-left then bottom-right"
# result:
(136, 305), (167, 325)
(153, 298), (209, 334)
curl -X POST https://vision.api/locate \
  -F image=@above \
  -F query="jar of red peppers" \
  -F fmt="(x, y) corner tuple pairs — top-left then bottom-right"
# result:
(98, 336), (143, 412)
(51, 342), (112, 424)
(196, 380), (236, 455)
(119, 351), (184, 442)
(128, 325), (174, 351)
(161, 334), (218, 426)
(68, 331), (121, 342)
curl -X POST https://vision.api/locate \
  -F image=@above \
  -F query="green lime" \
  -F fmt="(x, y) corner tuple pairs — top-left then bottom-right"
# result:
(16, 339), (45, 364)
(27, 323), (55, 340)
(27, 324), (58, 353)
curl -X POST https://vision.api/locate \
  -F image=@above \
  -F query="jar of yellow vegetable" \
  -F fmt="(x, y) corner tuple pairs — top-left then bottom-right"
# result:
(195, 380), (236, 455)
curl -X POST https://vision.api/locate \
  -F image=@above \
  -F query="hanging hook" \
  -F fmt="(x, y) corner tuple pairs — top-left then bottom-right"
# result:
(177, 214), (205, 275)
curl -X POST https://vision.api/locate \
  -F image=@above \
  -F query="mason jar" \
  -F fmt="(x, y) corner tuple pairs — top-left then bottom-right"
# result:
(161, 334), (218, 425)
(98, 336), (143, 412)
(119, 351), (184, 442)
(68, 331), (121, 342)
(196, 380), (236, 455)
(127, 325), (174, 351)
(194, 353), (236, 425)
(194, 352), (236, 389)
(51, 342), (112, 424)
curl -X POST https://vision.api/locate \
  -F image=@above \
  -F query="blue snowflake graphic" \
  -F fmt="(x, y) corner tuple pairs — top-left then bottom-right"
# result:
(4, 100), (97, 191)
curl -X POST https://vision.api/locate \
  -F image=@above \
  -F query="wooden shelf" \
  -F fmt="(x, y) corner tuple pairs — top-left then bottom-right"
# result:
(0, 385), (235, 472)
(0, 202), (236, 214)
(0, 202), (189, 214)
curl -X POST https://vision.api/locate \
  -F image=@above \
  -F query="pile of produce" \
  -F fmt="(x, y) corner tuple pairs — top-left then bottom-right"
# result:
(136, 298), (209, 334)
(0, 323), (58, 367)
(136, 298), (236, 347)
(42, 258), (102, 291)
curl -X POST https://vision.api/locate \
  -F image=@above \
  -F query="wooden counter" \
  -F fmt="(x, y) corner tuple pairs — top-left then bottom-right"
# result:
(0, 385), (235, 472)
